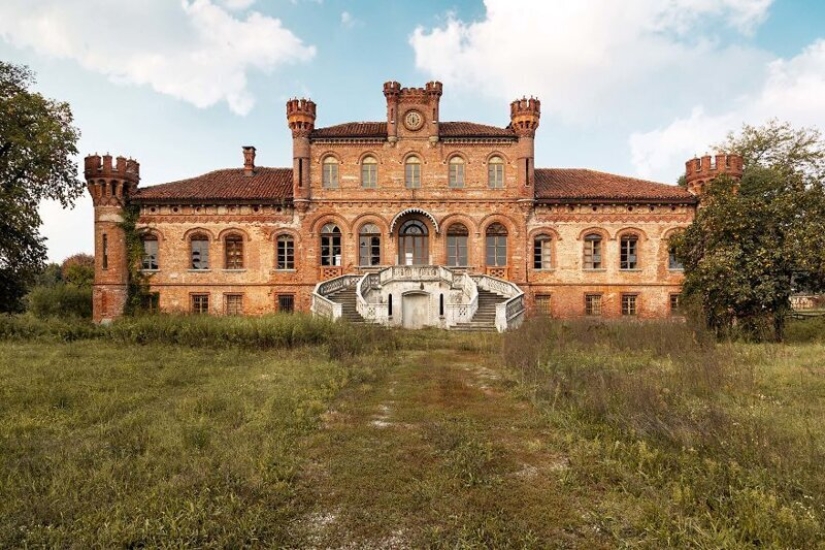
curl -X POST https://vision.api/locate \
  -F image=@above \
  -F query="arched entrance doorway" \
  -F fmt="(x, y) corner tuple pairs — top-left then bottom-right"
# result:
(398, 219), (429, 265)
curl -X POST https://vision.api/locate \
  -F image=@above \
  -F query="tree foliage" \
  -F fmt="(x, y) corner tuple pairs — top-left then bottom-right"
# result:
(674, 120), (825, 341)
(0, 62), (83, 312)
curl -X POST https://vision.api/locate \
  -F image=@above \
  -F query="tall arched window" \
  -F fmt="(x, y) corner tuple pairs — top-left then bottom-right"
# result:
(533, 234), (552, 270)
(320, 223), (342, 266)
(361, 156), (377, 188)
(620, 234), (638, 270)
(583, 233), (602, 270)
(359, 223), (381, 266)
(276, 234), (294, 270)
(322, 156), (339, 189)
(449, 156), (465, 188)
(488, 156), (504, 189)
(141, 234), (159, 270)
(405, 156), (421, 189)
(224, 234), (243, 269)
(190, 234), (209, 270)
(485, 223), (508, 266)
(446, 223), (469, 266)
(399, 220), (428, 265)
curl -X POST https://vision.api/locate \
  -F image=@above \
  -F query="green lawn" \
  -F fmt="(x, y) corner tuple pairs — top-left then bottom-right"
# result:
(1, 321), (823, 548)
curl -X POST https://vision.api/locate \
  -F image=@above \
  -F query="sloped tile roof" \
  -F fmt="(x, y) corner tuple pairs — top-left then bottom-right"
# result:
(311, 122), (387, 138)
(309, 121), (515, 139)
(439, 122), (516, 138)
(133, 168), (293, 202)
(535, 169), (696, 203)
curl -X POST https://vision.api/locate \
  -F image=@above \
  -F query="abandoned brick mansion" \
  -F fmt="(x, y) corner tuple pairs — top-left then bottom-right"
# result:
(85, 81), (743, 329)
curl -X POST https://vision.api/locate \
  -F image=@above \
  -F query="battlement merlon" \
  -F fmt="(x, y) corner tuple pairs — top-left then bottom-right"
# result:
(83, 154), (140, 185)
(510, 97), (541, 138)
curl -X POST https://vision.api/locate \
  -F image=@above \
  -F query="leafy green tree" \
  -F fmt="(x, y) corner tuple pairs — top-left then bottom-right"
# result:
(0, 62), (83, 312)
(674, 120), (825, 341)
(61, 253), (94, 288)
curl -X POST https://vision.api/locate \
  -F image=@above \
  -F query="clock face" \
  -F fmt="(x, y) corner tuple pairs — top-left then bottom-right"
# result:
(404, 110), (424, 131)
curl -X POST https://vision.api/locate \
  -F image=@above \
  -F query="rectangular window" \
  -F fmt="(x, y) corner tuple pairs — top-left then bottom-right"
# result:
(405, 163), (421, 188)
(361, 162), (377, 188)
(535, 294), (552, 316)
(102, 233), (108, 269)
(322, 162), (338, 189)
(277, 236), (294, 270)
(583, 236), (602, 269)
(488, 162), (504, 189)
(533, 237), (552, 269)
(485, 236), (507, 266)
(191, 238), (209, 270)
(620, 237), (638, 270)
(449, 162), (465, 188)
(278, 294), (295, 313)
(141, 292), (160, 313)
(447, 235), (468, 266)
(622, 294), (638, 316)
(225, 294), (243, 315)
(668, 248), (684, 270)
(191, 294), (209, 314)
(670, 294), (682, 316)
(142, 238), (159, 270)
(225, 237), (243, 269)
(585, 294), (602, 316)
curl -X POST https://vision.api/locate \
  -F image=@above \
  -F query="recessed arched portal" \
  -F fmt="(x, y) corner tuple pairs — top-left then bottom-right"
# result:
(398, 219), (429, 265)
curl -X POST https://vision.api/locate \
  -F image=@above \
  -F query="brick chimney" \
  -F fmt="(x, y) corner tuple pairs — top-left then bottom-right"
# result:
(242, 146), (256, 176)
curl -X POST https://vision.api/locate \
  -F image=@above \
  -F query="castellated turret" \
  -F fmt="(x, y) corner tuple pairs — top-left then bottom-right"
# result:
(684, 153), (744, 196)
(510, 97), (541, 192)
(84, 154), (140, 323)
(287, 99), (316, 202)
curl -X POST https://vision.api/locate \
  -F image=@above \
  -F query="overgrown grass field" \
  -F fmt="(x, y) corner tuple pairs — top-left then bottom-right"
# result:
(1, 314), (823, 548)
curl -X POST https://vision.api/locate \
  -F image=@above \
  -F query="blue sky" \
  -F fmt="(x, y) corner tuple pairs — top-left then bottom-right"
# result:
(1, 0), (824, 262)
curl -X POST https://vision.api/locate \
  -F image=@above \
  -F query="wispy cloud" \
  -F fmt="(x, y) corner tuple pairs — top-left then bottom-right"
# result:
(0, 0), (316, 115)
(341, 11), (357, 29)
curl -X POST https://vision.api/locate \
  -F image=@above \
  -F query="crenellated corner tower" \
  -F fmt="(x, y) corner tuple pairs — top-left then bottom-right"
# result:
(510, 97), (541, 193)
(684, 153), (744, 196)
(84, 154), (140, 323)
(287, 98), (317, 207)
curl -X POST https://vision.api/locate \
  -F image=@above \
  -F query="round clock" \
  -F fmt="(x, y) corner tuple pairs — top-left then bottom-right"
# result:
(404, 110), (424, 131)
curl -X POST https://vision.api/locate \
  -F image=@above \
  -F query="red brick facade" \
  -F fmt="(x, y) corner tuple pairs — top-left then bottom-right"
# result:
(86, 81), (743, 323)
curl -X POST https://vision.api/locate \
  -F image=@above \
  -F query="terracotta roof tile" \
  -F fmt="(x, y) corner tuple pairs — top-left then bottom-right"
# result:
(311, 122), (387, 138)
(535, 169), (695, 203)
(309, 121), (514, 139)
(133, 168), (293, 202)
(439, 122), (516, 138)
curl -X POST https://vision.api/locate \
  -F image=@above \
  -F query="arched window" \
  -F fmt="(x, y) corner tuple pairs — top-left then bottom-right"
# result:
(405, 156), (421, 189)
(488, 156), (504, 189)
(583, 233), (602, 270)
(399, 220), (428, 265)
(361, 156), (377, 188)
(446, 223), (469, 266)
(276, 234), (294, 270)
(485, 223), (508, 266)
(448, 156), (465, 188)
(533, 234), (552, 270)
(190, 234), (209, 270)
(320, 223), (342, 266)
(322, 156), (339, 189)
(224, 234), (243, 269)
(141, 234), (159, 270)
(620, 234), (638, 270)
(359, 223), (381, 266)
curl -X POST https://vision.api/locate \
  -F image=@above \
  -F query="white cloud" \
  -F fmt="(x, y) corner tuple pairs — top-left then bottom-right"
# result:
(410, 0), (773, 124)
(0, 0), (315, 115)
(341, 11), (356, 28)
(631, 39), (825, 180)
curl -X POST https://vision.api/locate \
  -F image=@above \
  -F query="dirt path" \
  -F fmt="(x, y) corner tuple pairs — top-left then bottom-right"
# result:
(291, 347), (608, 549)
